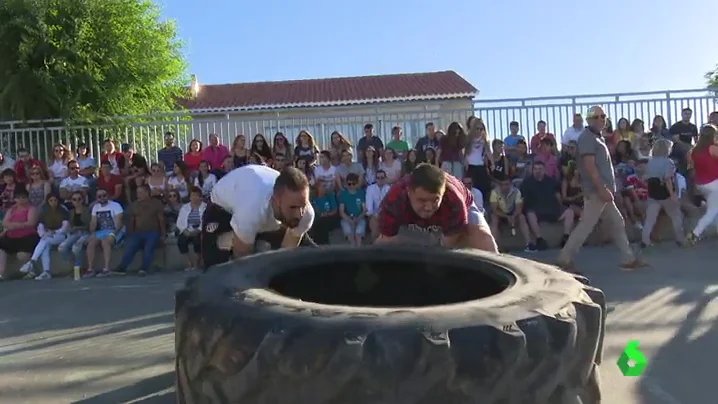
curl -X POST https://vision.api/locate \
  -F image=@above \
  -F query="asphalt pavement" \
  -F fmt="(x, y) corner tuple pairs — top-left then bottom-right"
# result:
(0, 242), (715, 404)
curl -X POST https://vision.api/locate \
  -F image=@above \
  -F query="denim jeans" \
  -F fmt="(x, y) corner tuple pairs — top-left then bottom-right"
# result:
(117, 231), (160, 271)
(58, 231), (90, 266)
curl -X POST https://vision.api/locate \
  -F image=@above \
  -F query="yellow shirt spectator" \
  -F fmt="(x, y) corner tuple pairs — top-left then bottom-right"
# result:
(490, 187), (522, 214)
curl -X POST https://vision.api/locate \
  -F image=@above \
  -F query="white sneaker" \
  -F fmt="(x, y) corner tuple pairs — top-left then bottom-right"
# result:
(34, 272), (52, 281)
(19, 261), (34, 274)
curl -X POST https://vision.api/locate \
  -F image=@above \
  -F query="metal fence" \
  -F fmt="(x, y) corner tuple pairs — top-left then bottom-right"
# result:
(0, 88), (715, 164)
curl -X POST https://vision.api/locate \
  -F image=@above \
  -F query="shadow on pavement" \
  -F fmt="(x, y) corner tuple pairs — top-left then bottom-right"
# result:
(73, 371), (175, 404)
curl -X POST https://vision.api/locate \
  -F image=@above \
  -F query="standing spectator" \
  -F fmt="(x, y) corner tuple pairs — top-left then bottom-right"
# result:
(670, 107), (699, 145)
(366, 170), (391, 239)
(529, 120), (556, 154)
(194, 161), (217, 199)
(118, 143), (148, 183)
(112, 184), (165, 276)
(0, 169), (17, 211)
(557, 106), (647, 272)
(84, 189), (125, 278)
(362, 146), (380, 186)
(184, 139), (203, 173)
(335, 149), (365, 190)
(59, 161), (89, 205)
(313, 151), (337, 192)
(414, 122), (439, 162)
(385, 126), (410, 161)
(309, 183), (339, 245)
(614, 118), (634, 143)
(272, 132), (293, 162)
(437, 122), (467, 179)
(47, 144), (73, 188)
(26, 166), (51, 207)
(489, 175), (531, 250)
(402, 149), (419, 175)
(202, 134), (230, 171)
(293, 130), (319, 165)
(533, 137), (560, 179)
(58, 191), (91, 269)
(356, 123), (384, 158)
(230, 135), (249, 168)
(0, 152), (15, 173)
(562, 113), (585, 146)
(520, 162), (573, 251)
(650, 115), (671, 141)
(338, 173), (367, 246)
(642, 139), (685, 247)
(328, 131), (352, 166)
(13, 148), (48, 184)
(504, 121), (526, 157)
(0, 187), (39, 280)
(76, 142), (97, 185)
(19, 193), (69, 280)
(250, 134), (273, 164)
(96, 161), (124, 204)
(168, 161), (191, 201)
(465, 116), (492, 208)
(487, 139), (510, 184)
(380, 148), (402, 183)
(99, 140), (123, 175)
(158, 132), (183, 176)
(176, 187), (205, 270)
(687, 124), (718, 244)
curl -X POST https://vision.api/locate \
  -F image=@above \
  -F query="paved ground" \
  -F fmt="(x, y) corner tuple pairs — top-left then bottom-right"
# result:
(0, 242), (715, 404)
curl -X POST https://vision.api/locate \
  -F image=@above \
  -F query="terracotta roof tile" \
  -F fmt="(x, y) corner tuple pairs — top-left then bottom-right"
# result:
(178, 70), (477, 112)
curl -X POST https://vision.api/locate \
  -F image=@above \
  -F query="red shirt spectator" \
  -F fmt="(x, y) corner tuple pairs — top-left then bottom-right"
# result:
(184, 139), (204, 172)
(13, 148), (48, 184)
(529, 132), (555, 153)
(625, 174), (648, 201)
(97, 162), (124, 202)
(378, 170), (472, 237)
(100, 151), (123, 175)
(202, 134), (229, 170)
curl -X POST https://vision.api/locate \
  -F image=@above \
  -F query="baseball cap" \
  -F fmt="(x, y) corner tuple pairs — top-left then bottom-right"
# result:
(121, 143), (133, 152)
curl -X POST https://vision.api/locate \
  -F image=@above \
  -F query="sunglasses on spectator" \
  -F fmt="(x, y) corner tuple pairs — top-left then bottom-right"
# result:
(168, 194), (178, 198)
(71, 197), (83, 202)
(376, 176), (386, 180)
(589, 114), (607, 119)
(347, 182), (357, 186)
(97, 193), (108, 198)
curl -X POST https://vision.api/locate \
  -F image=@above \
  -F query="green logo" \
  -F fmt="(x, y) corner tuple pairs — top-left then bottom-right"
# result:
(617, 340), (648, 376)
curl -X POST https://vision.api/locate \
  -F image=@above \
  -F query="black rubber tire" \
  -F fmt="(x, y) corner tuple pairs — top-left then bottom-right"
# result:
(175, 245), (606, 404)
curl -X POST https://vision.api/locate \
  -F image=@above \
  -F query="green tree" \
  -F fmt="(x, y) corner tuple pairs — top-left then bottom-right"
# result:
(0, 0), (188, 122)
(707, 65), (718, 89)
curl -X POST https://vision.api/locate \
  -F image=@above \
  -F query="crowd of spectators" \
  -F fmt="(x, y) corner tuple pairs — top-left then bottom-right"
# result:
(0, 109), (715, 280)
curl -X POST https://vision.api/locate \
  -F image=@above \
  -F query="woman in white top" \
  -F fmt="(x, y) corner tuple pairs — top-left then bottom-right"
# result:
(313, 151), (336, 192)
(194, 160), (217, 199)
(146, 163), (168, 199)
(168, 161), (191, 201)
(48, 143), (72, 187)
(380, 148), (402, 183)
(464, 116), (493, 208)
(175, 186), (206, 270)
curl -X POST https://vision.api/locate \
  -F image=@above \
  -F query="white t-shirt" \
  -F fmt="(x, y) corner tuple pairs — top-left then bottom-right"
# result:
(210, 165), (315, 244)
(91, 201), (124, 231)
(365, 183), (391, 215)
(168, 176), (189, 199)
(471, 187), (484, 210)
(466, 139), (485, 166)
(379, 160), (402, 183)
(49, 159), (67, 180)
(59, 176), (89, 192)
(313, 165), (336, 189)
(562, 126), (583, 144)
(194, 173), (217, 197)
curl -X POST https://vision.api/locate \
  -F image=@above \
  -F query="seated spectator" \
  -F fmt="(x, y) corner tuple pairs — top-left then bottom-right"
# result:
(164, 191), (183, 234)
(13, 148), (48, 184)
(0, 169), (17, 211)
(76, 142), (97, 189)
(272, 153), (287, 171)
(212, 155), (235, 180)
(614, 140), (638, 165)
(489, 175), (531, 250)
(184, 139), (203, 173)
(561, 163), (584, 246)
(0, 152), (15, 172)
(96, 160), (124, 205)
(402, 149), (419, 175)
(112, 184), (165, 276)
(386, 126), (410, 161)
(532, 137), (560, 179)
(204, 134), (231, 170)
(487, 139), (510, 185)
(462, 177), (484, 212)
(309, 183), (339, 245)
(559, 140), (578, 177)
(146, 163), (168, 200)
(362, 146), (380, 186)
(19, 193), (69, 280)
(125, 175), (146, 204)
(176, 187), (205, 270)
(313, 151), (336, 192)
(100, 139), (123, 175)
(529, 120), (555, 154)
(58, 191), (91, 269)
(423, 147), (439, 167)
(84, 189), (125, 278)
(380, 148), (402, 183)
(59, 160), (89, 206)
(0, 187), (39, 280)
(509, 140), (532, 187)
(338, 173), (367, 246)
(294, 130), (319, 165)
(194, 161), (217, 199)
(615, 161), (645, 229)
(634, 133), (652, 160)
(168, 161), (191, 201)
(504, 121), (526, 158)
(251, 133), (274, 164)
(614, 118), (634, 144)
(335, 149), (365, 190)
(47, 143), (73, 188)
(119, 143), (149, 188)
(295, 159), (315, 186)
(520, 161), (574, 251)
(26, 166), (51, 207)
(366, 170), (391, 239)
(642, 139), (685, 247)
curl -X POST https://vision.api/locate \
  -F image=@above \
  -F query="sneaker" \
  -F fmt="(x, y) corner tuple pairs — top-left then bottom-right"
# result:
(34, 271), (52, 281)
(524, 243), (537, 253)
(639, 242), (652, 249)
(619, 259), (650, 271)
(110, 269), (127, 276)
(136, 270), (147, 277)
(22, 272), (35, 280)
(536, 238), (549, 251)
(19, 261), (34, 274)
(95, 269), (112, 278)
(686, 232), (699, 245)
(82, 269), (96, 279)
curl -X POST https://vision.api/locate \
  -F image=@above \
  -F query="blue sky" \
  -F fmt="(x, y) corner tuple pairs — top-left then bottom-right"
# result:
(158, 0), (716, 99)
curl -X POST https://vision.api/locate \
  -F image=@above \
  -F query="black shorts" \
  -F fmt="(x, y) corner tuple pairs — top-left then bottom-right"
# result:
(0, 234), (39, 255)
(200, 202), (317, 270)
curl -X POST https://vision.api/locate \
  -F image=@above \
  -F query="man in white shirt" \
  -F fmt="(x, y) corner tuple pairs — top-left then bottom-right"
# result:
(462, 177), (485, 212)
(59, 160), (90, 204)
(366, 170), (391, 238)
(201, 165), (316, 269)
(562, 113), (585, 146)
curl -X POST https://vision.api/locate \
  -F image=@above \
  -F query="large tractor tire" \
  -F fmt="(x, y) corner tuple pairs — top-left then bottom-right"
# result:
(175, 245), (606, 404)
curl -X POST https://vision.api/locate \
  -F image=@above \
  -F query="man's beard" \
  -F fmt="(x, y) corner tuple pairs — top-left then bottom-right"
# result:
(274, 208), (300, 228)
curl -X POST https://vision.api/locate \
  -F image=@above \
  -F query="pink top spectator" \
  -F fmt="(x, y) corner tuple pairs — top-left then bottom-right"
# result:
(533, 152), (559, 179)
(5, 205), (36, 238)
(202, 144), (229, 171)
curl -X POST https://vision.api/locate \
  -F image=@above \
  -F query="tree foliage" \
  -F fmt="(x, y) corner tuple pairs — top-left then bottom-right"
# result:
(707, 65), (718, 89)
(0, 0), (188, 122)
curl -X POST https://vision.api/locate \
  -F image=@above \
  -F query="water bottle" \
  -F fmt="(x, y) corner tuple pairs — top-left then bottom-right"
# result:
(511, 227), (516, 236)
(73, 265), (81, 281)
